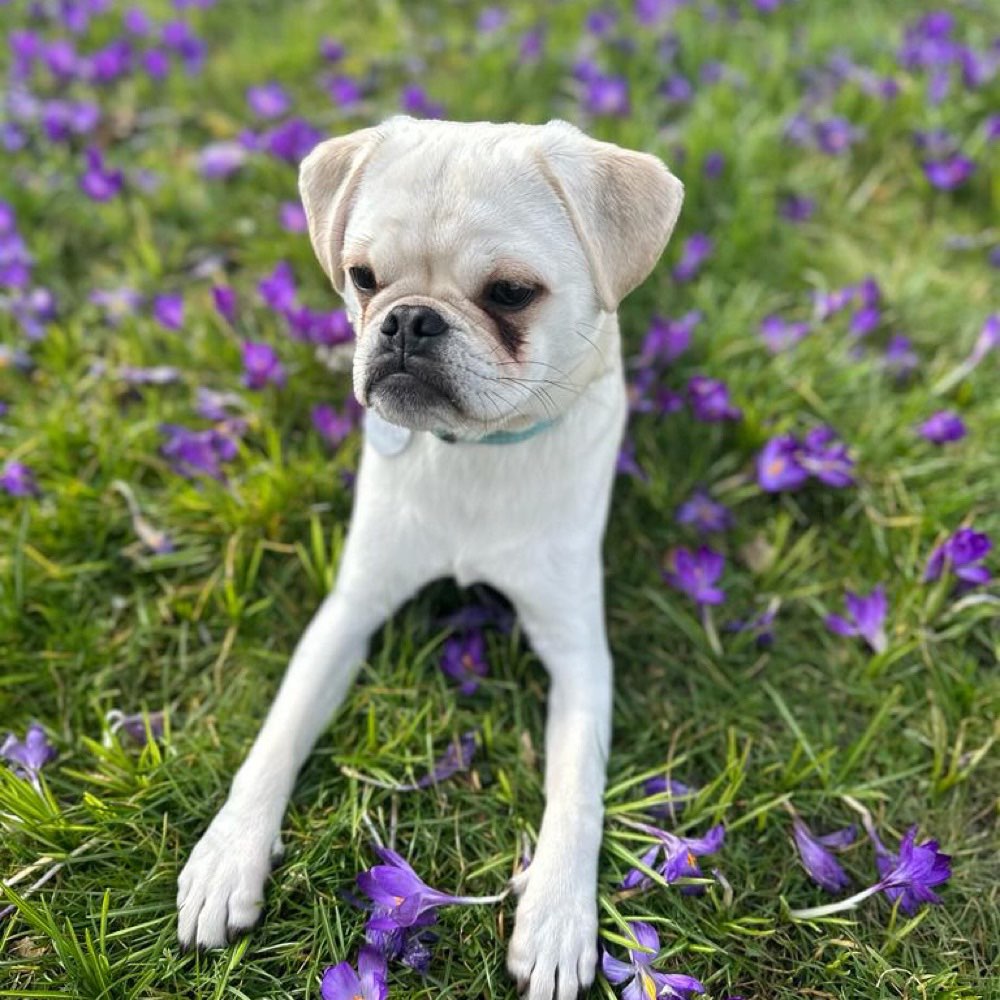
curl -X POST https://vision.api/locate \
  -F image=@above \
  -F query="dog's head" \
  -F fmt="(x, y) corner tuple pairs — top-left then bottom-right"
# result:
(299, 118), (683, 437)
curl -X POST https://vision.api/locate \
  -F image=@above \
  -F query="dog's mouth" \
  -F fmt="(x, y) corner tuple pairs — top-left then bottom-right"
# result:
(364, 356), (464, 428)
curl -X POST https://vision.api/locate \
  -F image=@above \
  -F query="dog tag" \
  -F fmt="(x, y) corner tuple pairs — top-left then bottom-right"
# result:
(364, 409), (412, 457)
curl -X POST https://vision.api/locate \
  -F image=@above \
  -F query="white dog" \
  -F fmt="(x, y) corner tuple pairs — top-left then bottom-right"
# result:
(177, 116), (683, 999)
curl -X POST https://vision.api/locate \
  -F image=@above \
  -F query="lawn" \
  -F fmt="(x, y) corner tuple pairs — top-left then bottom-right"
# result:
(1, 1), (998, 998)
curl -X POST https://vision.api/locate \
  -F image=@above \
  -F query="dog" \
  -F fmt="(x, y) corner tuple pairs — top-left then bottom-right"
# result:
(176, 116), (683, 999)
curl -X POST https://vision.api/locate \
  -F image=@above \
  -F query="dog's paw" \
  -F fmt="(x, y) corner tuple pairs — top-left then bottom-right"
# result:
(507, 869), (598, 999)
(176, 808), (280, 951)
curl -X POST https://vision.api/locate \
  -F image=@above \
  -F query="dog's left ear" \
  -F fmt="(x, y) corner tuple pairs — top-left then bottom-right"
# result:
(298, 125), (386, 295)
(536, 121), (684, 311)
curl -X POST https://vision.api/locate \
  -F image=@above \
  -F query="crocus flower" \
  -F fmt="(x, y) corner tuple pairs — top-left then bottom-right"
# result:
(153, 293), (184, 331)
(726, 602), (779, 648)
(966, 314), (999, 369)
(673, 233), (713, 282)
(79, 147), (123, 201)
(90, 286), (143, 325)
(279, 201), (308, 232)
(924, 155), (976, 190)
(212, 285), (237, 324)
(759, 314), (810, 352)
(642, 776), (696, 820)
(779, 193), (816, 222)
(258, 260), (298, 312)
(242, 341), (286, 389)
(1, 461), (39, 497)
(792, 817), (855, 893)
(791, 822), (951, 919)
(686, 376), (741, 422)
(825, 585), (888, 653)
(601, 921), (705, 1000)
(868, 823), (952, 915)
(440, 630), (489, 695)
(197, 141), (247, 179)
(703, 152), (725, 179)
(639, 311), (700, 365)
(884, 334), (918, 379)
(757, 434), (809, 492)
(584, 72), (630, 116)
(918, 410), (966, 444)
(664, 546), (726, 606)
(676, 488), (732, 534)
(357, 846), (506, 931)
(399, 84), (445, 119)
(923, 527), (991, 587)
(617, 440), (647, 481)
(814, 116), (862, 155)
(195, 387), (242, 421)
(159, 424), (237, 480)
(320, 948), (387, 1000)
(395, 731), (478, 791)
(106, 709), (165, 744)
(247, 81), (290, 118)
(799, 426), (855, 487)
(1, 723), (56, 791)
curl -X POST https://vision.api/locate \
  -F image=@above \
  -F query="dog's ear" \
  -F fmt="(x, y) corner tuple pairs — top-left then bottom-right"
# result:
(298, 125), (387, 295)
(536, 120), (684, 312)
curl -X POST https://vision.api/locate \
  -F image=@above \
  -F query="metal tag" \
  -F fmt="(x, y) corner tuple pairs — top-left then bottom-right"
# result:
(364, 409), (413, 457)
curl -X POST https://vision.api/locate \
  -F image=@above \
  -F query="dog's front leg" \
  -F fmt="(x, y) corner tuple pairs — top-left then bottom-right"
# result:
(177, 498), (433, 950)
(505, 551), (612, 1000)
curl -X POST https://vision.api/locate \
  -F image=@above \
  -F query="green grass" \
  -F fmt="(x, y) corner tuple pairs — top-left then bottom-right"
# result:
(1, 1), (998, 998)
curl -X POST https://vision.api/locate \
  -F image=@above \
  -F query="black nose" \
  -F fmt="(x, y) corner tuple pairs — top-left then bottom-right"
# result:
(380, 305), (447, 342)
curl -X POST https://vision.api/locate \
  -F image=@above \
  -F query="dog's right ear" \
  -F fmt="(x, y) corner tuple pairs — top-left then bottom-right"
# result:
(298, 126), (386, 295)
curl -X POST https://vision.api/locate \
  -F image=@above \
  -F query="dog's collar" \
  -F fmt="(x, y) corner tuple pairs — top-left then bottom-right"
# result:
(434, 419), (559, 445)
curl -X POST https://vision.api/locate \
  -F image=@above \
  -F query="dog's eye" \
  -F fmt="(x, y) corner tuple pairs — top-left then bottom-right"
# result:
(486, 281), (535, 310)
(349, 266), (377, 292)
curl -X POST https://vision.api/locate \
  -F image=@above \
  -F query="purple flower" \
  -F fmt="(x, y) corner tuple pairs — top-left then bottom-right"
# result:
(585, 9), (618, 35)
(143, 48), (170, 79)
(673, 233), (713, 282)
(357, 847), (468, 930)
(312, 403), (355, 447)
(320, 37), (345, 61)
(1, 723), (56, 790)
(320, 948), (387, 1000)
(394, 731), (478, 791)
(759, 315), (810, 353)
(757, 435), (808, 492)
(212, 285), (237, 325)
(440, 630), (489, 695)
(584, 72), (630, 117)
(884, 334), (918, 379)
(197, 141), (247, 179)
(703, 152), (725, 179)
(247, 81), (290, 119)
(726, 603), (779, 648)
(159, 424), (237, 480)
(621, 821), (725, 891)
(79, 147), (123, 201)
(868, 825), (952, 915)
(259, 117), (322, 164)
(849, 304), (881, 338)
(825, 585), (889, 653)
(258, 260), (298, 312)
(924, 155), (976, 190)
(279, 201), (308, 233)
(616, 439), (647, 481)
(918, 410), (966, 444)
(792, 817), (855, 893)
(661, 74), (694, 103)
(814, 117), (862, 155)
(399, 84), (444, 119)
(676, 489), (732, 534)
(967, 314), (999, 369)
(1, 461), (39, 497)
(664, 546), (726, 606)
(799, 426), (855, 488)
(153, 293), (184, 331)
(325, 75), (363, 107)
(924, 528), (992, 587)
(601, 921), (705, 1000)
(242, 341), (286, 389)
(642, 776), (696, 819)
(639, 311), (700, 365)
(195, 387), (242, 422)
(107, 709), (165, 744)
(90, 287), (143, 325)
(477, 6), (508, 32)
(686, 376), (741, 422)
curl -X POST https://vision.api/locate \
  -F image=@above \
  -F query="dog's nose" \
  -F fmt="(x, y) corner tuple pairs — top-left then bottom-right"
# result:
(380, 305), (447, 342)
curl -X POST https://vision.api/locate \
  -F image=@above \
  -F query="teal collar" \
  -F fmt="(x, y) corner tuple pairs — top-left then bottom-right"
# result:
(434, 419), (559, 445)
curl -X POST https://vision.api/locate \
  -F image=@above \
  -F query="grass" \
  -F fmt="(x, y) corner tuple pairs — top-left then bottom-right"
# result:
(1, 0), (998, 998)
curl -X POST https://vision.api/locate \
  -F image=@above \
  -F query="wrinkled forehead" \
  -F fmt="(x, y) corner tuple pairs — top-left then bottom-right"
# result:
(344, 126), (583, 286)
